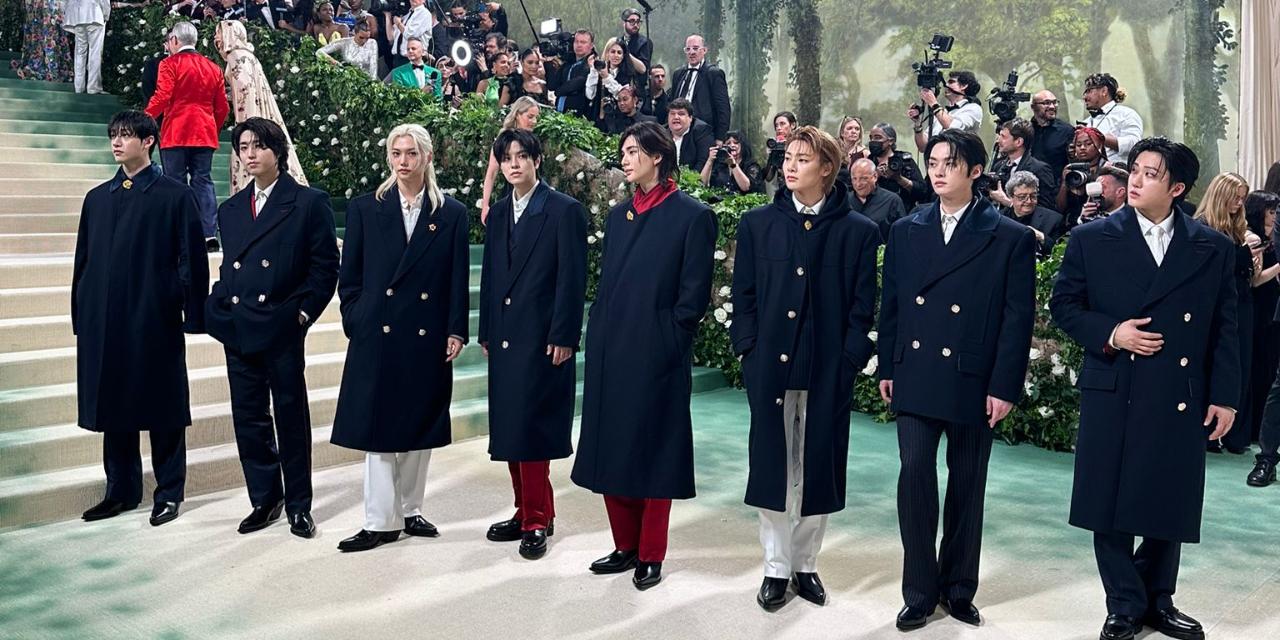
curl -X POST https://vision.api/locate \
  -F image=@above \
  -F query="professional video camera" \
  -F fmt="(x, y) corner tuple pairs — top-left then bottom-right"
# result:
(988, 70), (1031, 124)
(911, 34), (954, 93)
(765, 138), (786, 171)
(536, 18), (576, 60)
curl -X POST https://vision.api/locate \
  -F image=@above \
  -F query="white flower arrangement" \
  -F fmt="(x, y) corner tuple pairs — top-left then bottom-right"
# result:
(587, 235), (597, 244)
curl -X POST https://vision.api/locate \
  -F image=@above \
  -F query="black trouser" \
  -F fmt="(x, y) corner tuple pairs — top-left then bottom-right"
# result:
(225, 339), (313, 515)
(1255, 355), (1280, 465)
(1093, 531), (1181, 618)
(896, 412), (994, 609)
(103, 429), (186, 505)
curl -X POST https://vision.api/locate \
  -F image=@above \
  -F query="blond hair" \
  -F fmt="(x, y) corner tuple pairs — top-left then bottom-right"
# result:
(502, 96), (540, 131)
(1195, 172), (1250, 244)
(375, 123), (444, 211)
(787, 126), (843, 194)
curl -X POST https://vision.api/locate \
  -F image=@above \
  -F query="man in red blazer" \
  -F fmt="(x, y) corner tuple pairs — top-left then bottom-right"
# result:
(145, 21), (229, 252)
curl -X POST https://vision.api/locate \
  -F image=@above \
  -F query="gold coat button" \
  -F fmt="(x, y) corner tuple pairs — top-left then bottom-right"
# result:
(382, 325), (391, 333)
(951, 304), (961, 314)
(1177, 402), (1187, 412)
(787, 310), (796, 319)
(1180, 357), (1189, 367)
(418, 329), (426, 336)
(911, 340), (920, 349)
(1184, 313), (1192, 322)
(261, 259), (270, 268)
(233, 261), (241, 270)
(916, 296), (925, 306)
(386, 288), (394, 297)
(257, 294), (266, 303)
(779, 354), (789, 363)
(796, 267), (805, 276)
(420, 293), (429, 300)
(231, 295), (239, 304)
(501, 340), (510, 349)
(942, 347), (952, 357)
(504, 297), (512, 305)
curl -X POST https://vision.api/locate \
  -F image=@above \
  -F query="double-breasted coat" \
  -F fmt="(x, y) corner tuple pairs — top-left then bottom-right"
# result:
(478, 182), (588, 462)
(1050, 207), (1240, 543)
(329, 188), (471, 453)
(204, 173), (340, 356)
(72, 165), (209, 432)
(878, 198), (1038, 425)
(571, 190), (718, 499)
(731, 183), (881, 515)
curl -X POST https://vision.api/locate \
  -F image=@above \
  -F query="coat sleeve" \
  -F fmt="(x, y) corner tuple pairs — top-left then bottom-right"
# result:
(145, 58), (176, 120)
(987, 229), (1038, 403)
(71, 195), (90, 336)
(709, 68), (732, 141)
(690, 125), (713, 172)
(1049, 232), (1122, 358)
(877, 224), (900, 381)
(296, 193), (340, 323)
(337, 199), (364, 339)
(843, 221), (881, 370)
(673, 207), (718, 333)
(477, 205), (492, 346)
(212, 67), (230, 129)
(1207, 243), (1242, 408)
(547, 201), (589, 348)
(178, 189), (209, 333)
(448, 205), (471, 342)
(728, 218), (757, 356)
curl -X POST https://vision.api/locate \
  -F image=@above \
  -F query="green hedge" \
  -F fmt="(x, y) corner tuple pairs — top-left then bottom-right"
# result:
(102, 9), (1085, 452)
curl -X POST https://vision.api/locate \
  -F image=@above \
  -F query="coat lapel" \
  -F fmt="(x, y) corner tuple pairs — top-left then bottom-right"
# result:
(1099, 207), (1158, 300)
(906, 204), (942, 291)
(376, 187), (409, 255)
(918, 199), (997, 291)
(1139, 210), (1214, 313)
(389, 190), (444, 287)
(234, 174), (298, 261)
(503, 183), (550, 295)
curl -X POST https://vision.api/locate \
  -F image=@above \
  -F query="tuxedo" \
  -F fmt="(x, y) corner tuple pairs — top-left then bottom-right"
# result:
(673, 119), (714, 171)
(668, 62), (731, 141)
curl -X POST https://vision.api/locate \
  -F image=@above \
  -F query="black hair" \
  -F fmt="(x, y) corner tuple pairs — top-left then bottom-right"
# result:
(619, 121), (678, 184)
(353, 18), (371, 33)
(924, 129), (988, 176)
(724, 130), (755, 165)
(651, 63), (665, 73)
(667, 97), (694, 118)
(1126, 137), (1200, 205)
(107, 110), (160, 157)
(1000, 118), (1034, 148)
(231, 117), (291, 173)
(948, 70), (981, 97)
(492, 128), (543, 164)
(485, 32), (506, 47)
(1245, 190), (1280, 240)
(1265, 161), (1280, 196)
(1084, 73), (1120, 101)
(773, 111), (797, 128)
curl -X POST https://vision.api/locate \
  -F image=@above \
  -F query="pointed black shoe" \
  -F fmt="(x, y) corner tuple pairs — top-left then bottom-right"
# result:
(288, 511), (316, 539)
(632, 562), (662, 590)
(1143, 606), (1204, 640)
(82, 498), (138, 522)
(1099, 613), (1140, 640)
(1247, 460), (1276, 487)
(589, 549), (638, 574)
(939, 596), (980, 626)
(487, 518), (522, 541)
(337, 529), (401, 552)
(149, 501), (180, 527)
(518, 528), (548, 559)
(403, 515), (439, 537)
(237, 500), (284, 534)
(896, 605), (932, 631)
(757, 577), (789, 612)
(792, 572), (826, 606)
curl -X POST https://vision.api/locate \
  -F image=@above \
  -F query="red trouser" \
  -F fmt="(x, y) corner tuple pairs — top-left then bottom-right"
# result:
(603, 495), (672, 563)
(508, 461), (554, 531)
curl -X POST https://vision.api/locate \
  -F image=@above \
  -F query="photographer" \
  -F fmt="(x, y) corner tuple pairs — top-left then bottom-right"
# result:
(546, 29), (596, 119)
(700, 131), (763, 195)
(761, 111), (796, 186)
(590, 38), (632, 126)
(988, 118), (1057, 211)
(620, 9), (651, 85)
(867, 122), (930, 212)
(601, 84), (654, 135)
(909, 70), (982, 153)
(641, 64), (669, 124)
(1003, 170), (1064, 256)
(667, 98), (713, 171)
(1055, 127), (1108, 228)
(1081, 73), (1143, 165)
(1078, 164), (1128, 225)
(1029, 90), (1073, 177)
(388, 0), (432, 69)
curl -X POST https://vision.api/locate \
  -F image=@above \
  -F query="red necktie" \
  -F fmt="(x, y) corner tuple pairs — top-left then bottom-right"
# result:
(251, 191), (258, 220)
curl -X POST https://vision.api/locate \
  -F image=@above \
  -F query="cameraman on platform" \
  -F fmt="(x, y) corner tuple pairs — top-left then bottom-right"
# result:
(868, 122), (930, 212)
(989, 118), (1057, 211)
(620, 9), (651, 91)
(546, 29), (596, 119)
(1029, 90), (1073, 177)
(908, 70), (982, 153)
(701, 131), (763, 195)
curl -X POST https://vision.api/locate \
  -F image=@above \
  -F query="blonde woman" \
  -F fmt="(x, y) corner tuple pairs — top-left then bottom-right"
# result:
(330, 123), (470, 552)
(214, 20), (308, 194)
(479, 96), (541, 223)
(838, 116), (867, 163)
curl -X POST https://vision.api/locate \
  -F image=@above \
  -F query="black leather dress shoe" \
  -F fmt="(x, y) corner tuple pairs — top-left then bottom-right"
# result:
(589, 549), (638, 574)
(403, 515), (439, 537)
(288, 512), (316, 539)
(149, 501), (180, 527)
(487, 518), (522, 541)
(757, 577), (789, 612)
(1143, 607), (1204, 640)
(337, 529), (400, 552)
(632, 561), (662, 590)
(518, 528), (548, 559)
(1206, 441), (1223, 453)
(792, 572), (826, 606)
(238, 500), (284, 534)
(1100, 613), (1140, 640)
(1248, 460), (1276, 487)
(896, 605), (932, 631)
(939, 596), (980, 625)
(82, 498), (138, 522)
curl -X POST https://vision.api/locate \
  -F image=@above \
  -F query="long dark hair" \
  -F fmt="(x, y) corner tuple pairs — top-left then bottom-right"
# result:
(1245, 190), (1280, 242)
(619, 121), (677, 184)
(724, 130), (754, 166)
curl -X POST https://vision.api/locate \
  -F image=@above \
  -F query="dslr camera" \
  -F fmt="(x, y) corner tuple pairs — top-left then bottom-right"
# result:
(988, 70), (1031, 124)
(537, 18), (576, 60)
(765, 138), (786, 171)
(1064, 162), (1095, 190)
(911, 34), (954, 93)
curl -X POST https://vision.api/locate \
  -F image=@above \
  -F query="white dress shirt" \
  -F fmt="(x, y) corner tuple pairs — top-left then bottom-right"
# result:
(1085, 100), (1144, 165)
(928, 99), (983, 137)
(400, 188), (425, 238)
(511, 185), (535, 225)
(253, 178), (278, 216)
(392, 6), (433, 57)
(1135, 210), (1175, 266)
(792, 194), (825, 216)
(672, 132), (685, 165)
(939, 198), (972, 244)
(678, 62), (704, 101)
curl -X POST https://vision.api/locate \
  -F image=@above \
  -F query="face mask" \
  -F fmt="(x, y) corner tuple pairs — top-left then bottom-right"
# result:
(868, 141), (886, 157)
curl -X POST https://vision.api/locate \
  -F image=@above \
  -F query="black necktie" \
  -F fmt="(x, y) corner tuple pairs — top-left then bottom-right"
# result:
(681, 68), (697, 98)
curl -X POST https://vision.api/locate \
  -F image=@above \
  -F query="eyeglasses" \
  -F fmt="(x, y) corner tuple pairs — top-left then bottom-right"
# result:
(1033, 100), (1059, 106)
(1012, 192), (1039, 202)
(624, 17), (641, 24)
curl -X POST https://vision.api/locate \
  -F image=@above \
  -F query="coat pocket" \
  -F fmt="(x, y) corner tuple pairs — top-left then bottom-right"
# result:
(956, 352), (987, 376)
(1077, 368), (1118, 392)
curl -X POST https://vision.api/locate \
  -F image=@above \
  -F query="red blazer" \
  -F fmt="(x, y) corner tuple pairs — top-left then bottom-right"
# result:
(145, 50), (230, 150)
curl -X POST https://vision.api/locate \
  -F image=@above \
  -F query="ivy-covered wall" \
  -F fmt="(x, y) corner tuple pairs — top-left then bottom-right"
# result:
(102, 8), (1086, 452)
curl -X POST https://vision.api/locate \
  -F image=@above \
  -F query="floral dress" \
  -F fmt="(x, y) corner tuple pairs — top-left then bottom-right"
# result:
(13, 0), (73, 82)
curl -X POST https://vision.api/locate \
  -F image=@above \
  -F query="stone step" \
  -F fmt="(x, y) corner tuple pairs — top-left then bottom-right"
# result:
(0, 98), (121, 119)
(0, 86), (124, 105)
(0, 367), (726, 528)
(0, 146), (232, 167)
(0, 162), (117, 180)
(0, 118), (236, 139)
(0, 131), (234, 153)
(0, 76), (80, 92)
(0, 232), (78, 254)
(0, 214), (81, 235)
(0, 177), (231, 198)
(0, 195), (106, 214)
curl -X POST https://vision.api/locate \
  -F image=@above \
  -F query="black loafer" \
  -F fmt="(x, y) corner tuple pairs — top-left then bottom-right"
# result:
(403, 515), (439, 537)
(1100, 613), (1140, 640)
(757, 577), (789, 612)
(288, 511), (316, 539)
(939, 596), (980, 625)
(518, 528), (548, 559)
(632, 561), (662, 590)
(487, 517), (522, 542)
(149, 501), (180, 527)
(82, 498), (138, 522)
(792, 572), (826, 606)
(1247, 460), (1276, 487)
(1143, 606), (1204, 640)
(896, 605), (932, 631)
(237, 500), (284, 534)
(337, 529), (400, 552)
(589, 549), (638, 574)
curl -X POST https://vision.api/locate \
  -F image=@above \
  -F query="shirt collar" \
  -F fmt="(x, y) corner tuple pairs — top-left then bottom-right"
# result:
(254, 178), (279, 201)
(792, 194), (824, 216)
(939, 198), (974, 221)
(400, 187), (425, 212)
(1136, 210), (1175, 236)
(177, 45), (197, 54)
(512, 184), (536, 207)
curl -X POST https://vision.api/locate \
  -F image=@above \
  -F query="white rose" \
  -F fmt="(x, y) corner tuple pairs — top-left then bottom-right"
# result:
(862, 355), (878, 376)
(1069, 369), (1078, 385)
(590, 205), (599, 214)
(327, 114), (338, 122)
(311, 138), (321, 145)
(1024, 380), (1034, 393)
(345, 189), (353, 198)
(1028, 347), (1042, 361)
(360, 177), (368, 185)
(714, 308), (728, 323)
(718, 286), (731, 297)
(1052, 363), (1066, 376)
(595, 231), (604, 238)
(461, 186), (470, 194)
(318, 125), (327, 132)
(373, 127), (382, 134)
(362, 140), (370, 148)
(724, 319), (732, 328)
(576, 172), (585, 180)
(475, 200), (483, 209)
(311, 90), (320, 98)
(868, 330), (878, 342)
(1038, 406), (1055, 417)
(723, 302), (733, 313)
(608, 199), (617, 206)
(330, 138), (339, 146)
(587, 235), (597, 244)
(555, 153), (567, 162)
(322, 168), (330, 176)
(312, 114), (321, 121)
(290, 66), (300, 74)
(714, 250), (727, 260)
(465, 178), (475, 185)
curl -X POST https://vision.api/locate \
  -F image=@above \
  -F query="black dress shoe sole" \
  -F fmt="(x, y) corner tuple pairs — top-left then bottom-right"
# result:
(632, 576), (662, 591)
(290, 525), (316, 539)
(896, 615), (929, 632)
(1144, 624), (1203, 640)
(590, 555), (638, 574)
(149, 511), (180, 527)
(519, 544), (547, 560)
(404, 527), (439, 538)
(1246, 474), (1275, 487)
(83, 503), (139, 522)
(237, 518), (282, 534)
(939, 602), (980, 626)
(757, 594), (786, 612)
(487, 529), (522, 542)
(338, 532), (401, 552)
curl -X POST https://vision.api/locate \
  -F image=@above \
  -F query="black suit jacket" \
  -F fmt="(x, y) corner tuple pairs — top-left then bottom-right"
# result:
(1006, 205), (1065, 256)
(548, 55), (593, 119)
(675, 119), (714, 172)
(205, 174), (340, 355)
(997, 153), (1059, 210)
(668, 63), (731, 141)
(641, 90), (669, 125)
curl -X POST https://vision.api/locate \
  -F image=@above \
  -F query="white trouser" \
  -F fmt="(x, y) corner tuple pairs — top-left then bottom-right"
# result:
(69, 24), (105, 94)
(759, 389), (829, 579)
(363, 450), (431, 531)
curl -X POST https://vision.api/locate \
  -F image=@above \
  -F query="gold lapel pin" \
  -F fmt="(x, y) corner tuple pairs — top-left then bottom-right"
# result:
(626, 211), (635, 221)
(428, 223), (437, 232)
(122, 179), (133, 189)
(804, 220), (813, 231)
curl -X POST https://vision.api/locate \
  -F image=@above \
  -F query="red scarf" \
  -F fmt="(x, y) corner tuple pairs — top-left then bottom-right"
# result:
(632, 178), (677, 215)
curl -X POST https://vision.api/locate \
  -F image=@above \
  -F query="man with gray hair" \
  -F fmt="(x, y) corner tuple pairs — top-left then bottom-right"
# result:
(1003, 170), (1064, 257)
(145, 21), (229, 252)
(847, 157), (906, 239)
